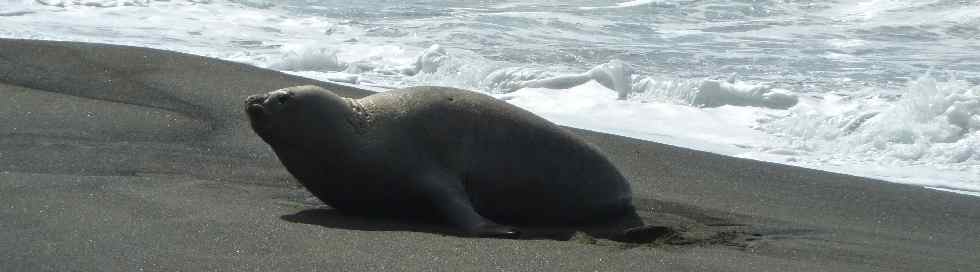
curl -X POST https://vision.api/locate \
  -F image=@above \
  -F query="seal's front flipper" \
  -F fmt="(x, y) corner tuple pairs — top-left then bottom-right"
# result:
(419, 170), (521, 238)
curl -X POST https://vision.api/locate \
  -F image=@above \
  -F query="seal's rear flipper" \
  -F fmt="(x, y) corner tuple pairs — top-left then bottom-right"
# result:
(418, 170), (521, 238)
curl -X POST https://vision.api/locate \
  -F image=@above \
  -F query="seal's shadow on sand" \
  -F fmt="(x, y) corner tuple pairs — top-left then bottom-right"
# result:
(279, 198), (789, 245)
(281, 208), (583, 240)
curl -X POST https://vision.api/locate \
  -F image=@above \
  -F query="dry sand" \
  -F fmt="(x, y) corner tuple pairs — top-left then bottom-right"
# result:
(1, 39), (978, 271)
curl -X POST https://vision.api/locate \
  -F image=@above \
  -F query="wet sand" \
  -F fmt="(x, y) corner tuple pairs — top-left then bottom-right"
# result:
(1, 39), (978, 271)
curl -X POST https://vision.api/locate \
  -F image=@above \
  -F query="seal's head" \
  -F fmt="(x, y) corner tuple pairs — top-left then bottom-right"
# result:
(245, 85), (354, 149)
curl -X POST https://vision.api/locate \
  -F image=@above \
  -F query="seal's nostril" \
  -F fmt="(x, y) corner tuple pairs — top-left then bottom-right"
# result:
(246, 94), (268, 105)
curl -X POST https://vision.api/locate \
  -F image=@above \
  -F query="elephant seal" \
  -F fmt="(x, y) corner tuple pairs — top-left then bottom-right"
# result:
(245, 85), (637, 238)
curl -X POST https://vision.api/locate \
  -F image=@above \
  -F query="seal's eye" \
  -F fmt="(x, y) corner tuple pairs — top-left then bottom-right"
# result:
(275, 91), (294, 105)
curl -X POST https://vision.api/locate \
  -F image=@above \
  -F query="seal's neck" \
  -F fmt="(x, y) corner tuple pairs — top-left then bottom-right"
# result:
(343, 97), (372, 134)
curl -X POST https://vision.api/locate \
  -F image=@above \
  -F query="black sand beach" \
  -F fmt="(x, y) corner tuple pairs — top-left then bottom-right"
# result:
(1, 39), (978, 271)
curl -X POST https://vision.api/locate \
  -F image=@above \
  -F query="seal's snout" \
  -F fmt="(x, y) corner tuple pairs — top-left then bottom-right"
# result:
(245, 93), (269, 117)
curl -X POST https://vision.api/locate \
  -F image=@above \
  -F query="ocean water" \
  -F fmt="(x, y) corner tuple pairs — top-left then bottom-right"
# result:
(2, 0), (978, 195)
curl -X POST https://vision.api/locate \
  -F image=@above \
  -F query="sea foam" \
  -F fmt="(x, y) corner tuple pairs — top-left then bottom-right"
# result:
(760, 74), (979, 190)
